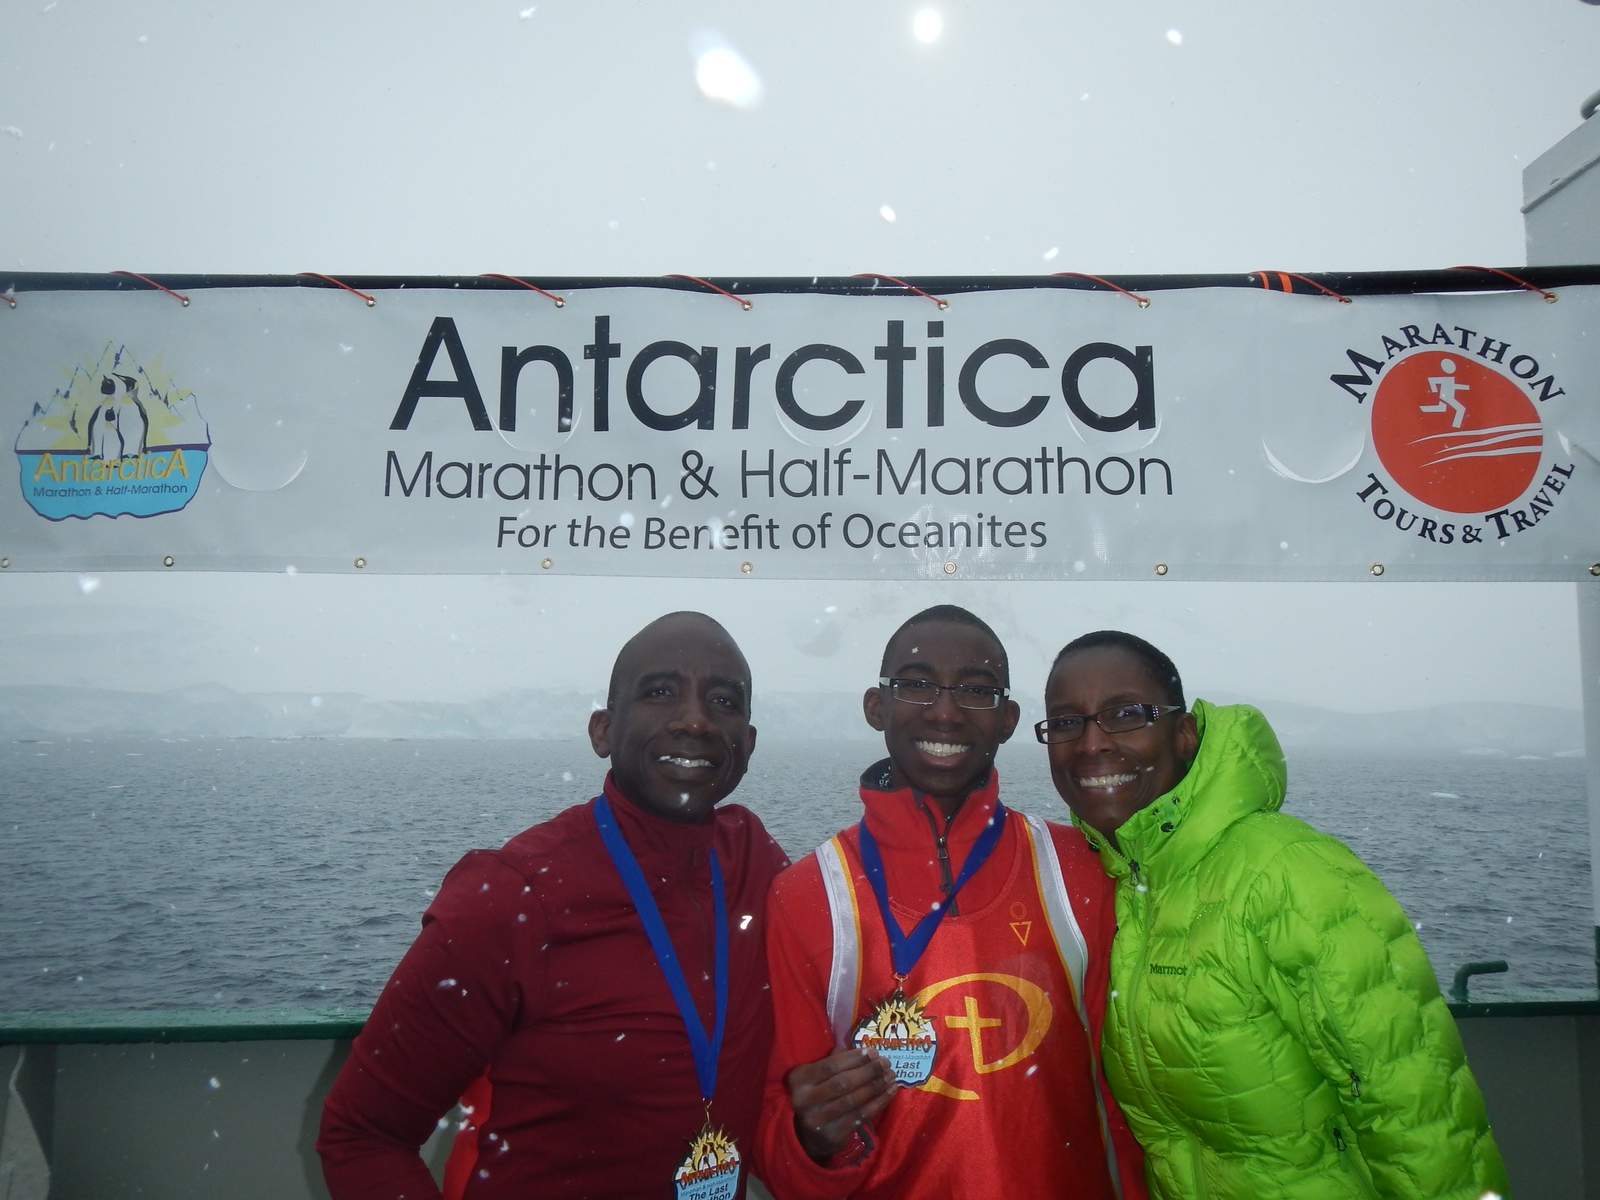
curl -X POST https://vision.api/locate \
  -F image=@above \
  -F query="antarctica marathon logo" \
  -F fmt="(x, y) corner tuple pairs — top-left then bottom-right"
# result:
(1329, 322), (1575, 546)
(14, 344), (211, 521)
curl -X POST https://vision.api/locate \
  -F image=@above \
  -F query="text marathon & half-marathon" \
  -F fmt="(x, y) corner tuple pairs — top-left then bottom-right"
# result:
(383, 447), (1173, 503)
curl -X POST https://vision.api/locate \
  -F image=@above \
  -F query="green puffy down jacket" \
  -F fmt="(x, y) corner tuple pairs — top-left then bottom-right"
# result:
(1080, 700), (1509, 1200)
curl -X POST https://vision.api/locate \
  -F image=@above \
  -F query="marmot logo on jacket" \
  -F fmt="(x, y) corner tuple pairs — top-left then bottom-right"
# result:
(1148, 964), (1188, 977)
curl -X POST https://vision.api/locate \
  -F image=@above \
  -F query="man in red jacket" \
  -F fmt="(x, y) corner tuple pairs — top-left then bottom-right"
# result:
(318, 611), (789, 1200)
(757, 604), (1145, 1199)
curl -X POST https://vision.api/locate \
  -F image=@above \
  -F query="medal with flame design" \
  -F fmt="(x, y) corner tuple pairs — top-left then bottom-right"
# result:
(674, 1121), (742, 1200)
(851, 986), (939, 1086)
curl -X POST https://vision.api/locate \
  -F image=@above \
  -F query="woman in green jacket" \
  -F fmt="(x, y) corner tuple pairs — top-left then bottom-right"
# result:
(1038, 629), (1509, 1200)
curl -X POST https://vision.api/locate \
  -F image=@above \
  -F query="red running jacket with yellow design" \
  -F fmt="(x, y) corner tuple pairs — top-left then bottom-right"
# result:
(757, 763), (1146, 1200)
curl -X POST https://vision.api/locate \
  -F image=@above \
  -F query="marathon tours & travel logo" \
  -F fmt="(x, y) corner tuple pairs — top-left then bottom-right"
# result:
(1329, 321), (1575, 546)
(14, 343), (211, 520)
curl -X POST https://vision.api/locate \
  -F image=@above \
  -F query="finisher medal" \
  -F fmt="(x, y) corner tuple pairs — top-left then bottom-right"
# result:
(674, 1117), (743, 1200)
(851, 985), (938, 1086)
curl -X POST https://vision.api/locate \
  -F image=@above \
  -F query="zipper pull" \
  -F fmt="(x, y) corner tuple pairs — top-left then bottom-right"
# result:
(1350, 1071), (1362, 1098)
(1332, 1127), (1346, 1152)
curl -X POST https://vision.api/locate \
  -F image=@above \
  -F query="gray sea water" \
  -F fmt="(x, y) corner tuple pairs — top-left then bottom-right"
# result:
(0, 736), (1592, 1015)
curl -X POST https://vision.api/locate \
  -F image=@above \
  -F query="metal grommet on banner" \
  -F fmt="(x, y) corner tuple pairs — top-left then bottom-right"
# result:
(1449, 265), (1559, 304)
(852, 273), (948, 310)
(540, 557), (553, 570)
(666, 274), (752, 311)
(299, 273), (377, 307)
(0, 556), (10, 568)
(740, 561), (754, 575)
(1051, 272), (1151, 309)
(481, 273), (566, 308)
(942, 561), (957, 575)
(162, 554), (175, 568)
(354, 556), (367, 570)
(111, 271), (190, 307)
(1590, 564), (1600, 577)
(1370, 563), (1385, 577)
(1153, 562), (1169, 576)
(1250, 270), (1351, 304)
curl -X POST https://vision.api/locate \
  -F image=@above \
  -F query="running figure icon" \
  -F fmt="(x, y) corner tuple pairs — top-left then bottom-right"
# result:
(1421, 357), (1470, 428)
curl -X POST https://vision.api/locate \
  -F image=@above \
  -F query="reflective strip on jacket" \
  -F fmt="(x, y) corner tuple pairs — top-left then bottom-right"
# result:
(1082, 699), (1510, 1200)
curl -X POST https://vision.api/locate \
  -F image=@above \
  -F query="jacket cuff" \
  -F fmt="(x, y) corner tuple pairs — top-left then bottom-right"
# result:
(823, 1126), (875, 1170)
(773, 1111), (875, 1199)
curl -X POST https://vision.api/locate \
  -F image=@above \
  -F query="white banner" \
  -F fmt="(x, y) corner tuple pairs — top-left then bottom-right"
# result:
(2, 280), (1596, 581)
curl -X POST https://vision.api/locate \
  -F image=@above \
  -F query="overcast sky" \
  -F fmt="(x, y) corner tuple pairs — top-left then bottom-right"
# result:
(2, 1), (1597, 715)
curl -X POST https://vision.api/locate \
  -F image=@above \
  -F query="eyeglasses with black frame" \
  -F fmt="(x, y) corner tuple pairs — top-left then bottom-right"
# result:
(878, 677), (1010, 711)
(1033, 703), (1185, 744)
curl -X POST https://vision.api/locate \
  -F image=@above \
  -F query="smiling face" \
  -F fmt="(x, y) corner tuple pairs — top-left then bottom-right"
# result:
(1043, 644), (1198, 840)
(588, 613), (756, 823)
(864, 617), (1020, 816)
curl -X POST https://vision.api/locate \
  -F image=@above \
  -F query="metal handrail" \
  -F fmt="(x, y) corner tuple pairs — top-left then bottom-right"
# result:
(1450, 960), (1510, 1002)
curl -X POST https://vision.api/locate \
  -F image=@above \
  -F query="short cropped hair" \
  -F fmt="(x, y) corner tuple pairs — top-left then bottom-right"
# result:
(606, 611), (749, 707)
(880, 604), (1009, 684)
(1050, 630), (1184, 707)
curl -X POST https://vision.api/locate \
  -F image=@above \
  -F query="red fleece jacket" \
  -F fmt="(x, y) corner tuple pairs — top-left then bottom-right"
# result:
(318, 774), (789, 1199)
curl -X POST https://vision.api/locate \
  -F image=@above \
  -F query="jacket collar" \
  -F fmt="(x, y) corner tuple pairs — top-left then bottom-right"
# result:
(1075, 700), (1287, 883)
(858, 757), (1002, 853)
(600, 771), (717, 874)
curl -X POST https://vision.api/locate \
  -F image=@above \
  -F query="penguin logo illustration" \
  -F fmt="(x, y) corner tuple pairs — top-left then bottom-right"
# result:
(15, 347), (214, 521)
(86, 373), (149, 461)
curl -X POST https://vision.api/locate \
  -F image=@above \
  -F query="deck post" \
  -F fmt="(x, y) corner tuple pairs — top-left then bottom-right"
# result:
(1582, 588), (1600, 988)
(1524, 100), (1600, 990)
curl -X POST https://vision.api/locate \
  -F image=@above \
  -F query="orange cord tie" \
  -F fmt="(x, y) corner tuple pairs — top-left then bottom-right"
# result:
(298, 272), (376, 307)
(851, 273), (948, 310)
(665, 274), (752, 310)
(480, 273), (566, 308)
(2, 290), (15, 309)
(1251, 270), (1352, 304)
(110, 270), (190, 307)
(1449, 265), (1559, 304)
(1051, 271), (1151, 309)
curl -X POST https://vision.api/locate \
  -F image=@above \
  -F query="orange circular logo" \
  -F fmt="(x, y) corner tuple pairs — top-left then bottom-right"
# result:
(1370, 352), (1542, 514)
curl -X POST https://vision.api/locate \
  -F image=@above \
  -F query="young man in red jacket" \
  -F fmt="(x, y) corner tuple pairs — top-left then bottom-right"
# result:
(318, 611), (789, 1200)
(757, 604), (1145, 1199)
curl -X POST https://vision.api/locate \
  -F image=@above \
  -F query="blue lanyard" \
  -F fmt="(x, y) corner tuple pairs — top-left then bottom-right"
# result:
(857, 800), (1008, 979)
(593, 795), (729, 1104)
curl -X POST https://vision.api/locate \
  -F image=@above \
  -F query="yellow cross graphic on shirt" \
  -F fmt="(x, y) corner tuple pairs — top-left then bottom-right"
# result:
(913, 973), (1056, 1101)
(945, 996), (1003, 1072)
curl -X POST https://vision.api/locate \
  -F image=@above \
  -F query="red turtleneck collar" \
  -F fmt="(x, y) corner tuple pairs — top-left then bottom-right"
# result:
(600, 771), (718, 875)
(857, 758), (1003, 852)
(853, 759), (1014, 918)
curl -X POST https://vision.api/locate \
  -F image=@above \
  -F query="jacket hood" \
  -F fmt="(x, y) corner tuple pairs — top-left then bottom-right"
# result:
(1075, 699), (1287, 881)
